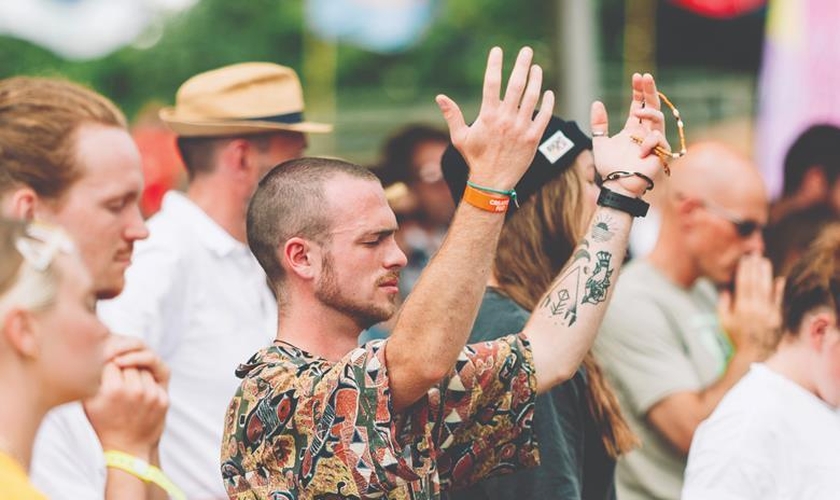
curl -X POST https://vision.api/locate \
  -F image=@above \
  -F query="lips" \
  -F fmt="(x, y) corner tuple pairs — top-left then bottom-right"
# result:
(114, 251), (133, 264)
(377, 273), (400, 291)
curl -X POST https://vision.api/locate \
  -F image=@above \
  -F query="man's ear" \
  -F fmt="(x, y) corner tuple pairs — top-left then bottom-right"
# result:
(218, 139), (251, 178)
(4, 187), (39, 220)
(2, 308), (40, 359)
(282, 237), (320, 281)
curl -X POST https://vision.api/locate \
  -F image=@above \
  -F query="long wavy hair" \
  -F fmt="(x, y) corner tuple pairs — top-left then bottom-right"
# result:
(494, 155), (639, 458)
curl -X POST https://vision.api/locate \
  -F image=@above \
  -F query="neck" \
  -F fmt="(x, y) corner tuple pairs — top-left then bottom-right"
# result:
(765, 337), (819, 396)
(647, 224), (699, 288)
(187, 177), (248, 243)
(0, 366), (50, 472)
(276, 296), (364, 362)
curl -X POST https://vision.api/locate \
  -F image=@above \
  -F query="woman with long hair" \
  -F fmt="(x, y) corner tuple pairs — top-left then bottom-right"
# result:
(0, 219), (109, 498)
(442, 115), (638, 500)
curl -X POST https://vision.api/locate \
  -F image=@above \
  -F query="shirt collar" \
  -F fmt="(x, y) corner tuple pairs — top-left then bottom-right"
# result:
(160, 191), (246, 257)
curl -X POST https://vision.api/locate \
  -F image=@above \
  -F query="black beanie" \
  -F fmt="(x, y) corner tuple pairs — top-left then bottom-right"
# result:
(442, 115), (592, 217)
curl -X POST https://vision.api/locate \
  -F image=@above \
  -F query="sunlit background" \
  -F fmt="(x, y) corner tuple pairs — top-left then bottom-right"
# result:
(0, 0), (837, 202)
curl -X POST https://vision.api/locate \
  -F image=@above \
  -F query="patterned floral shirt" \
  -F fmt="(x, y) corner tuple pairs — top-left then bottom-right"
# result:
(220, 334), (539, 499)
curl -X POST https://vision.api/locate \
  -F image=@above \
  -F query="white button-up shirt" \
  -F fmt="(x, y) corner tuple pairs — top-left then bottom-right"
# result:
(33, 191), (277, 500)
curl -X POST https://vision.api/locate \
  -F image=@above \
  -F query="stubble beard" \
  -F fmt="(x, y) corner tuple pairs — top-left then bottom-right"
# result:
(315, 253), (396, 330)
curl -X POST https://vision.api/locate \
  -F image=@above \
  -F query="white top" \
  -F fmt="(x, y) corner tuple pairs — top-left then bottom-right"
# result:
(683, 363), (840, 500)
(32, 191), (277, 500)
(31, 402), (106, 500)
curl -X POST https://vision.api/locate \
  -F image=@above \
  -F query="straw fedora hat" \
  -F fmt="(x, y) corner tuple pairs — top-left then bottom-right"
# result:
(159, 62), (332, 137)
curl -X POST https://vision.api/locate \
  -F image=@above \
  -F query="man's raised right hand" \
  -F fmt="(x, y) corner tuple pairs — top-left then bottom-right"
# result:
(436, 46), (554, 191)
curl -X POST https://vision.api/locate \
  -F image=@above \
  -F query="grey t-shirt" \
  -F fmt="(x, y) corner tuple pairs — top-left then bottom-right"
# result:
(594, 259), (728, 500)
(450, 288), (617, 500)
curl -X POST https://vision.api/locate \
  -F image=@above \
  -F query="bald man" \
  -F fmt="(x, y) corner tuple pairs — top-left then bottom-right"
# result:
(594, 142), (782, 500)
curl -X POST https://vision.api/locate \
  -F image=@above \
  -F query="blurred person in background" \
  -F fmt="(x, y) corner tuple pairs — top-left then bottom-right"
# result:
(375, 123), (453, 296)
(595, 142), (782, 500)
(442, 114), (638, 500)
(0, 76), (171, 500)
(770, 124), (840, 223)
(363, 124), (451, 342)
(130, 103), (187, 218)
(683, 224), (840, 500)
(0, 220), (108, 500)
(765, 203), (836, 277)
(97, 62), (331, 499)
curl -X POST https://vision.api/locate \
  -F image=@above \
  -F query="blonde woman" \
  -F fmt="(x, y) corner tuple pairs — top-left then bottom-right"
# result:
(0, 220), (108, 498)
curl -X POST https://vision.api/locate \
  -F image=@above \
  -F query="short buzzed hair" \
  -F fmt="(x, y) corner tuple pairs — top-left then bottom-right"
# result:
(247, 157), (379, 291)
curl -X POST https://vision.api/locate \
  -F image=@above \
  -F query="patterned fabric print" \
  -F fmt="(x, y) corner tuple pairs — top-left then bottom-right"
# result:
(220, 334), (538, 500)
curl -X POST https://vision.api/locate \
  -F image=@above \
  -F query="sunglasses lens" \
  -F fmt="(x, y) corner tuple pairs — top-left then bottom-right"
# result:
(736, 221), (759, 237)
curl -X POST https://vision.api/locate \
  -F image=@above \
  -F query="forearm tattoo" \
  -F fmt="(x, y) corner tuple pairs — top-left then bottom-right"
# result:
(540, 215), (618, 325)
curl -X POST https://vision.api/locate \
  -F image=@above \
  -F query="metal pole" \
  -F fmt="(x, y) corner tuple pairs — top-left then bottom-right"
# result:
(556, 0), (601, 125)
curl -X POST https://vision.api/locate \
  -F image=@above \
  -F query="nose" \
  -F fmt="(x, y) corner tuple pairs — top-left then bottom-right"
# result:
(125, 204), (149, 242)
(386, 238), (408, 270)
(745, 229), (765, 255)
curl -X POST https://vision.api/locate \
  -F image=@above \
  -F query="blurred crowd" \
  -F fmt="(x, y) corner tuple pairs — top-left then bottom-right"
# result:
(1, 45), (839, 500)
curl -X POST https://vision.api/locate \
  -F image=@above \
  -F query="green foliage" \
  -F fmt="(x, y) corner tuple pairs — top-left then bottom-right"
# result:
(0, 0), (560, 118)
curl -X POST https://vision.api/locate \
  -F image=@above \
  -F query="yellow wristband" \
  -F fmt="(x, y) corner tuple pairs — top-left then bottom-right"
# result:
(103, 450), (186, 500)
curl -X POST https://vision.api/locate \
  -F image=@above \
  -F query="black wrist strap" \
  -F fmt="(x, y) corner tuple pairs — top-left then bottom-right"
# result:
(597, 187), (649, 217)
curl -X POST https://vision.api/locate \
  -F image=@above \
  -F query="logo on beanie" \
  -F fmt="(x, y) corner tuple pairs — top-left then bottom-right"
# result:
(538, 130), (574, 165)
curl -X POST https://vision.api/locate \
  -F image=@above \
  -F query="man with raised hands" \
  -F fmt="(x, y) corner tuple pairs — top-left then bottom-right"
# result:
(220, 47), (670, 499)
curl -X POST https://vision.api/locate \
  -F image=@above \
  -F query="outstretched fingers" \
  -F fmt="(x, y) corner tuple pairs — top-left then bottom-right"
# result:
(436, 94), (467, 144)
(501, 46), (534, 112)
(530, 90), (555, 137)
(481, 46), (504, 113)
(624, 73), (644, 127)
(636, 130), (669, 158)
(517, 64), (543, 121)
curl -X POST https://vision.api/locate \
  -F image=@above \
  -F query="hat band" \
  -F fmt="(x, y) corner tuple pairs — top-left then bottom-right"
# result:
(243, 111), (305, 125)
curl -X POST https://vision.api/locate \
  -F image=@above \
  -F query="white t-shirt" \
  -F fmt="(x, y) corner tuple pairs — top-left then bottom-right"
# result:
(31, 403), (105, 500)
(683, 363), (840, 500)
(32, 192), (277, 500)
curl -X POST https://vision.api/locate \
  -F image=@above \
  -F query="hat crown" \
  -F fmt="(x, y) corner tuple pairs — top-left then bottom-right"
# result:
(174, 62), (305, 121)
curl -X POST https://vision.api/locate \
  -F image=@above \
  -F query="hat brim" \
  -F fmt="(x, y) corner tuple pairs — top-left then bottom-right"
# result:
(159, 107), (333, 137)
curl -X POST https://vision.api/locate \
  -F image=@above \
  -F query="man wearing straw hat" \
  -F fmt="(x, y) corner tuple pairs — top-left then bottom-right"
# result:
(99, 62), (331, 500)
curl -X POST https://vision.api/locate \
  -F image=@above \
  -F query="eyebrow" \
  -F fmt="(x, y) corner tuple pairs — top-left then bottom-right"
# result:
(357, 228), (397, 240)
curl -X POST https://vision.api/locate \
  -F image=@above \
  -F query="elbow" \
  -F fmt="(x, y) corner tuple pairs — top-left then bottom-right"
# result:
(417, 362), (451, 387)
(673, 432), (695, 457)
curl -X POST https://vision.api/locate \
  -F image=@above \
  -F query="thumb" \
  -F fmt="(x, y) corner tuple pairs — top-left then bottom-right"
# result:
(590, 100), (609, 137)
(436, 94), (467, 144)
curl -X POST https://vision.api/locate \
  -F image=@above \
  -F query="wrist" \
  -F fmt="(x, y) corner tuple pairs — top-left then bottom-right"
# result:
(462, 180), (516, 213)
(465, 173), (515, 193)
(597, 186), (649, 218)
(100, 442), (154, 462)
(600, 170), (654, 198)
(601, 180), (637, 197)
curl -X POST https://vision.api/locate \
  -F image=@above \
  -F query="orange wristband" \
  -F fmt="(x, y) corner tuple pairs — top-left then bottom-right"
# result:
(463, 184), (510, 213)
